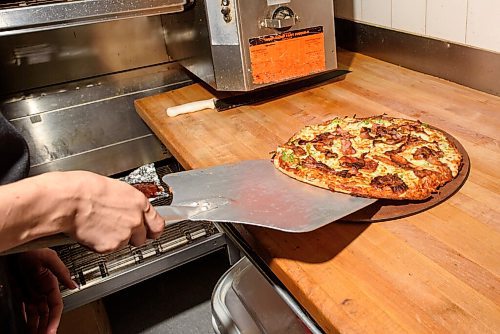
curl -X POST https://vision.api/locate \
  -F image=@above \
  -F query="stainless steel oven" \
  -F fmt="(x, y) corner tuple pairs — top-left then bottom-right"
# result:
(163, 0), (337, 91)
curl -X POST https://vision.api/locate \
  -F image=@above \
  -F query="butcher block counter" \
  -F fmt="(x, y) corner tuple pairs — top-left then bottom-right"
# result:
(135, 50), (500, 333)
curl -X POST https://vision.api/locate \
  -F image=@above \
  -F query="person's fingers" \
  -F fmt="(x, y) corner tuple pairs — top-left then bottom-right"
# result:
(144, 203), (165, 240)
(114, 238), (131, 253)
(35, 296), (49, 334)
(25, 303), (39, 334)
(43, 274), (64, 334)
(129, 223), (147, 247)
(45, 297), (63, 334)
(21, 302), (27, 322)
(41, 250), (77, 290)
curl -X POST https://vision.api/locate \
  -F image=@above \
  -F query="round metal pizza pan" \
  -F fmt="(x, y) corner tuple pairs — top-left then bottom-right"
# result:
(340, 130), (470, 223)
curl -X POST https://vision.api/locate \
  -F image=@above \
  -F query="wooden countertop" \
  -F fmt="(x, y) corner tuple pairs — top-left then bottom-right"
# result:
(135, 50), (500, 333)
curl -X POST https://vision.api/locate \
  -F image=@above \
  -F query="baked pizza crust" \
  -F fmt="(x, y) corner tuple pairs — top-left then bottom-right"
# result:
(273, 115), (463, 200)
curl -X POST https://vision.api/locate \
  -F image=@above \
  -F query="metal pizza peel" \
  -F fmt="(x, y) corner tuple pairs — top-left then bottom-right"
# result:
(4, 160), (375, 254)
(160, 160), (376, 232)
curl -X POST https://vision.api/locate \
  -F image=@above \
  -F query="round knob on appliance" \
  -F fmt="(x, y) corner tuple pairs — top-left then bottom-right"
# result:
(221, 7), (231, 16)
(259, 6), (296, 31)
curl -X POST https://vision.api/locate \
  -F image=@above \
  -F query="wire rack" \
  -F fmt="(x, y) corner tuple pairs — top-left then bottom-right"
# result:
(58, 220), (217, 293)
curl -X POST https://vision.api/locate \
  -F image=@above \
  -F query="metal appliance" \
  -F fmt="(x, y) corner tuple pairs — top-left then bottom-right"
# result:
(163, 0), (337, 91)
(0, 0), (337, 324)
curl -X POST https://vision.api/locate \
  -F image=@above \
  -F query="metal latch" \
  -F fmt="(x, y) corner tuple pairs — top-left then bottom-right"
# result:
(260, 16), (296, 29)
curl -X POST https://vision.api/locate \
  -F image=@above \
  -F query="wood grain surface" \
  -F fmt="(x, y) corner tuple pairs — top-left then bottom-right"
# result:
(135, 50), (500, 333)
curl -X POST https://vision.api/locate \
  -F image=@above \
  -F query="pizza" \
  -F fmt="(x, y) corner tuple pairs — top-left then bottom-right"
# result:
(273, 115), (462, 200)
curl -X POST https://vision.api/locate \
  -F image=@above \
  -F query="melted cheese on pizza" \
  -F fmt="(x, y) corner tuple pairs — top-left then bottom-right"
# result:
(274, 116), (462, 200)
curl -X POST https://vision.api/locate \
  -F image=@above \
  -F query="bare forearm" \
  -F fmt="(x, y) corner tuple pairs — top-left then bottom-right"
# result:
(0, 173), (72, 252)
(0, 170), (164, 254)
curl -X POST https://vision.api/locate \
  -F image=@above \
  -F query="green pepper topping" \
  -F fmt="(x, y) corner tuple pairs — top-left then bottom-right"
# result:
(281, 150), (296, 163)
(305, 143), (313, 154)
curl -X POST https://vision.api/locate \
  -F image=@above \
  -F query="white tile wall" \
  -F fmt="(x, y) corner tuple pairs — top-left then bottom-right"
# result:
(466, 0), (500, 52)
(426, 0), (468, 44)
(392, 0), (426, 35)
(333, 0), (500, 53)
(361, 0), (392, 28)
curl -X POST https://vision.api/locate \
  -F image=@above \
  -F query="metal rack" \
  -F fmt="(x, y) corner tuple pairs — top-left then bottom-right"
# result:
(59, 221), (228, 311)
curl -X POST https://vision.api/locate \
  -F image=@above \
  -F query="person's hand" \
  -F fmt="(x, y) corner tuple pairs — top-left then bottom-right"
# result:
(52, 171), (165, 253)
(0, 170), (165, 253)
(15, 248), (77, 334)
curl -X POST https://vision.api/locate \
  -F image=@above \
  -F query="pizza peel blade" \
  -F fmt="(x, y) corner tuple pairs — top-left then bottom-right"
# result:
(162, 160), (376, 233)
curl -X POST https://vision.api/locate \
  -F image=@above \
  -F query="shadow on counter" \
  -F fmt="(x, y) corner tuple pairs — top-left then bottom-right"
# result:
(227, 220), (370, 265)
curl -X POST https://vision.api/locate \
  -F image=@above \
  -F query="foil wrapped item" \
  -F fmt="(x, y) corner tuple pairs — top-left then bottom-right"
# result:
(119, 163), (169, 200)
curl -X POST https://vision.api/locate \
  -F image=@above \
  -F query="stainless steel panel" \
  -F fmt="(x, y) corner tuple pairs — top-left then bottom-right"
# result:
(220, 223), (324, 334)
(2, 63), (189, 119)
(212, 257), (310, 334)
(29, 135), (169, 177)
(2, 63), (193, 176)
(0, 0), (189, 36)
(162, 0), (217, 88)
(211, 45), (247, 91)
(206, 0), (246, 90)
(11, 98), (154, 168)
(0, 16), (171, 95)
(162, 0), (248, 90)
(335, 18), (500, 97)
